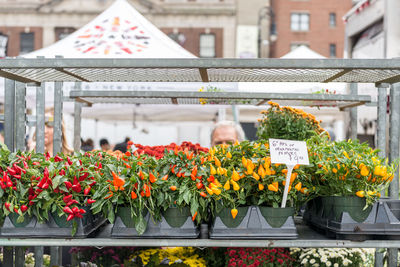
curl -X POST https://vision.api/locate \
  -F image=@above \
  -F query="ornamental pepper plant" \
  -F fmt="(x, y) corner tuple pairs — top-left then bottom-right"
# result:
(151, 148), (210, 224)
(306, 136), (398, 206)
(0, 145), (100, 235)
(204, 141), (310, 219)
(90, 150), (159, 235)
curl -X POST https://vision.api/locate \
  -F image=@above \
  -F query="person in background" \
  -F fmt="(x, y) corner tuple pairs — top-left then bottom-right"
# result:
(81, 138), (94, 152)
(113, 137), (131, 153)
(99, 138), (111, 151)
(28, 107), (73, 156)
(210, 120), (245, 147)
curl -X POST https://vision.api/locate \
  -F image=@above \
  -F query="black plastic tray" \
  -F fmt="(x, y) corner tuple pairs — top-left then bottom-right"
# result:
(111, 213), (199, 239)
(0, 212), (106, 238)
(303, 198), (400, 240)
(209, 206), (298, 239)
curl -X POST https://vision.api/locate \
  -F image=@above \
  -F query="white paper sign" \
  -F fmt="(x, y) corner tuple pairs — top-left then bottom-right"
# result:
(269, 139), (309, 208)
(269, 139), (309, 165)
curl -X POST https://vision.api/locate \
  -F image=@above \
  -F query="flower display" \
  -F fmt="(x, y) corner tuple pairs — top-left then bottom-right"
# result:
(128, 247), (206, 267)
(290, 248), (374, 267)
(226, 247), (295, 267)
(133, 141), (208, 159)
(306, 136), (398, 206)
(257, 101), (328, 141)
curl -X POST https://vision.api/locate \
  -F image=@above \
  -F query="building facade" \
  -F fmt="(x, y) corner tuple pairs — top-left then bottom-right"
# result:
(0, 0), (271, 59)
(270, 0), (352, 58)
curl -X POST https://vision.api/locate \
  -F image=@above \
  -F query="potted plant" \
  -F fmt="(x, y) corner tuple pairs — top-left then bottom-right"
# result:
(305, 136), (398, 222)
(0, 146), (102, 236)
(205, 140), (309, 233)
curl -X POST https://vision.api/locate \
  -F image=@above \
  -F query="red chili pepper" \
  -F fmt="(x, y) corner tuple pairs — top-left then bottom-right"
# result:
(72, 206), (79, 213)
(28, 200), (34, 206)
(84, 187), (91, 196)
(207, 175), (215, 182)
(54, 155), (63, 162)
(73, 176), (79, 186)
(14, 207), (19, 213)
(7, 167), (16, 176)
(196, 182), (203, 189)
(63, 206), (73, 214)
(67, 214), (74, 221)
(13, 174), (21, 179)
(45, 152), (50, 161)
(72, 184), (82, 193)
(79, 209), (86, 214)
(143, 184), (151, 197)
(20, 205), (28, 212)
(200, 192), (207, 198)
(79, 172), (89, 181)
(23, 161), (28, 169)
(63, 194), (73, 203)
(67, 157), (73, 166)
(64, 181), (72, 189)
(89, 181), (97, 187)
(87, 199), (96, 204)
(0, 181), (5, 189)
(192, 211), (197, 221)
(42, 182), (49, 189)
(59, 169), (66, 176)
(138, 170), (144, 180)
(32, 162), (40, 166)
(44, 167), (49, 179)
(190, 174), (196, 181)
(131, 191), (137, 199)
(4, 202), (10, 211)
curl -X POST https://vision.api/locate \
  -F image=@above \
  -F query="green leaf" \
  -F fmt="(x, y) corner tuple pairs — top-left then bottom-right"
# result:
(16, 215), (25, 224)
(52, 175), (62, 188)
(182, 190), (191, 204)
(107, 203), (115, 223)
(135, 215), (147, 235)
(72, 220), (77, 236)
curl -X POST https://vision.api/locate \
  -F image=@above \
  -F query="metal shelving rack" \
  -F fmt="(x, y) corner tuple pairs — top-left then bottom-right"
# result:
(0, 58), (400, 266)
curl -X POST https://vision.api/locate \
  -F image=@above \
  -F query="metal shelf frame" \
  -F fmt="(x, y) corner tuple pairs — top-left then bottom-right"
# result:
(0, 58), (400, 266)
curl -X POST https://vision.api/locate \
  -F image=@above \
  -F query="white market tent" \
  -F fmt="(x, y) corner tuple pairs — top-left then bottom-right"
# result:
(21, 0), (236, 122)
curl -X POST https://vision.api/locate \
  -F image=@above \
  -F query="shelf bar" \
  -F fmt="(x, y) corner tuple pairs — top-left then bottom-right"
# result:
(36, 83), (45, 154)
(323, 69), (351, 83)
(199, 68), (209, 82)
(4, 79), (15, 151)
(53, 81), (63, 155)
(0, 69), (39, 84)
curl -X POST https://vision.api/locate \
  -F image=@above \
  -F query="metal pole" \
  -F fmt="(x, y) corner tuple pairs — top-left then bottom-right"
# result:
(15, 247), (25, 267)
(377, 84), (388, 158)
(389, 83), (399, 199)
(15, 82), (26, 151)
(388, 82), (400, 267)
(50, 246), (62, 266)
(53, 81), (63, 155)
(3, 246), (13, 267)
(349, 83), (358, 140)
(73, 82), (82, 152)
(4, 79), (15, 151)
(36, 83), (45, 153)
(232, 105), (239, 124)
(34, 246), (44, 267)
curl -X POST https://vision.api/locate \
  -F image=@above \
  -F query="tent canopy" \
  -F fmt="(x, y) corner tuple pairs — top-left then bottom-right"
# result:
(25, 0), (195, 58)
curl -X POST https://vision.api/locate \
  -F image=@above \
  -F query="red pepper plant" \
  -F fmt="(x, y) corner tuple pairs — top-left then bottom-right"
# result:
(0, 145), (101, 235)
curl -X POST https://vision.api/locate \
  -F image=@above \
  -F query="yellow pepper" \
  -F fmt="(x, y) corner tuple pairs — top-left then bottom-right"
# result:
(231, 180), (240, 191)
(231, 208), (238, 219)
(226, 151), (232, 159)
(258, 183), (264, 190)
(232, 170), (240, 181)
(210, 164), (217, 175)
(295, 182), (302, 191)
(356, 190), (365, 198)
(205, 186), (214, 195)
(242, 157), (248, 168)
(360, 166), (369, 176)
(214, 156), (221, 167)
(258, 165), (266, 178)
(252, 172), (260, 181)
(224, 180), (230, 190)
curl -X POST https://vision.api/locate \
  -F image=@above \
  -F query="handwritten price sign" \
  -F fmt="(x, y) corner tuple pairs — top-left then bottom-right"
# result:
(269, 139), (309, 165)
(269, 139), (309, 208)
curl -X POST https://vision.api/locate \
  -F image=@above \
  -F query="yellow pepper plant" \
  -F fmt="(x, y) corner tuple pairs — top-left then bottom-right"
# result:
(203, 141), (310, 218)
(306, 136), (398, 206)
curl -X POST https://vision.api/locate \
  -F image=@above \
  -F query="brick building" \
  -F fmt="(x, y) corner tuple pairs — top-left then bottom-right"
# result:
(270, 0), (352, 58)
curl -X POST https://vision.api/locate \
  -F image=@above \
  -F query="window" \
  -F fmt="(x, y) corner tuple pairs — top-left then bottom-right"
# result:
(168, 32), (186, 46)
(290, 43), (309, 51)
(55, 27), (76, 41)
(0, 33), (8, 58)
(290, 13), (309, 31)
(19, 32), (34, 55)
(199, 33), (215, 58)
(329, 43), (336, 57)
(329, 13), (336, 28)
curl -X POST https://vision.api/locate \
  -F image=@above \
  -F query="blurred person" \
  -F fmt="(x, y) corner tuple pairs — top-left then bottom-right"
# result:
(211, 120), (245, 147)
(99, 138), (111, 151)
(113, 137), (131, 153)
(29, 107), (73, 156)
(81, 138), (94, 152)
